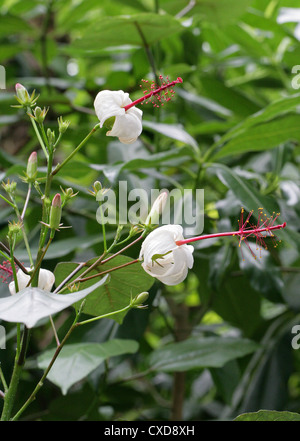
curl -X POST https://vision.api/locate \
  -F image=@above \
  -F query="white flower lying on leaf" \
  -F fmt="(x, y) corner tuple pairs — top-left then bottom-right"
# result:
(94, 90), (143, 144)
(9, 267), (55, 295)
(0, 274), (109, 328)
(139, 225), (194, 286)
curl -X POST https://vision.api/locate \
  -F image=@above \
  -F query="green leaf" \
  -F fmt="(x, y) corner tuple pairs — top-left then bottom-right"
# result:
(54, 255), (154, 324)
(161, 0), (252, 25)
(90, 147), (192, 183)
(37, 339), (139, 395)
(72, 13), (184, 53)
(148, 336), (259, 372)
(195, 0), (252, 25)
(0, 14), (33, 37)
(209, 163), (280, 214)
(239, 247), (284, 303)
(211, 93), (300, 152)
(211, 275), (262, 337)
(234, 410), (300, 421)
(142, 120), (199, 153)
(199, 76), (261, 117)
(178, 88), (233, 117)
(213, 114), (300, 159)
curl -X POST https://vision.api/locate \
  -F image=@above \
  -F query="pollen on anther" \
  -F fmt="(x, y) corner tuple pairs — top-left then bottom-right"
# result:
(138, 74), (182, 109)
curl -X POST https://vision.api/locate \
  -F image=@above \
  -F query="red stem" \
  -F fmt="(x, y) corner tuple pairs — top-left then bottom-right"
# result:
(176, 222), (287, 246)
(123, 77), (183, 112)
(78, 259), (140, 283)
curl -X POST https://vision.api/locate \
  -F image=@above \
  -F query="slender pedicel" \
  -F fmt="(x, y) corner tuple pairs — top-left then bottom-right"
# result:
(123, 76), (183, 111)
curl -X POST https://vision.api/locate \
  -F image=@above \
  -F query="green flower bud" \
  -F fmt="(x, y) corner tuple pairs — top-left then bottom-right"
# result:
(33, 106), (48, 124)
(2, 179), (17, 197)
(7, 221), (22, 242)
(131, 291), (149, 309)
(15, 83), (30, 103)
(58, 116), (70, 134)
(26, 151), (38, 181)
(14, 83), (39, 108)
(61, 187), (78, 206)
(49, 193), (62, 232)
(47, 128), (56, 148)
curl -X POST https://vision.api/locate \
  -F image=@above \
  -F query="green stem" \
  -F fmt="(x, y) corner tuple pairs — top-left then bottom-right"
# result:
(0, 243), (30, 275)
(8, 241), (22, 360)
(27, 109), (49, 160)
(6, 176), (33, 269)
(0, 362), (23, 420)
(39, 123), (50, 151)
(28, 237), (53, 288)
(0, 364), (8, 393)
(19, 185), (34, 267)
(0, 193), (15, 208)
(33, 147), (54, 286)
(0, 247), (30, 421)
(51, 124), (100, 177)
(78, 303), (132, 327)
(99, 206), (107, 253)
(11, 301), (133, 421)
(9, 239), (19, 295)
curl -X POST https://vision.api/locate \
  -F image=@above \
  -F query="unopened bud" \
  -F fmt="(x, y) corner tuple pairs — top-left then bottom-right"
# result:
(2, 179), (17, 197)
(145, 191), (168, 225)
(33, 106), (48, 124)
(131, 291), (149, 308)
(49, 193), (62, 232)
(47, 128), (56, 148)
(15, 83), (30, 103)
(26, 151), (38, 181)
(7, 221), (22, 242)
(61, 187), (78, 206)
(15, 83), (39, 108)
(58, 116), (70, 134)
(94, 181), (102, 192)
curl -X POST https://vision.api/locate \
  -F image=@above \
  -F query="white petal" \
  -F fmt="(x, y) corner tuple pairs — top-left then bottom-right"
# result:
(94, 90), (129, 127)
(139, 225), (183, 263)
(139, 225), (194, 286)
(8, 281), (16, 296)
(9, 267), (31, 295)
(94, 89), (143, 144)
(0, 275), (109, 328)
(37, 268), (56, 291)
(8, 268), (55, 295)
(107, 107), (143, 144)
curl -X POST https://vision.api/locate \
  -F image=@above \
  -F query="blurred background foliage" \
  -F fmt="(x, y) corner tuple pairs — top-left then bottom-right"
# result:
(0, 0), (300, 421)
